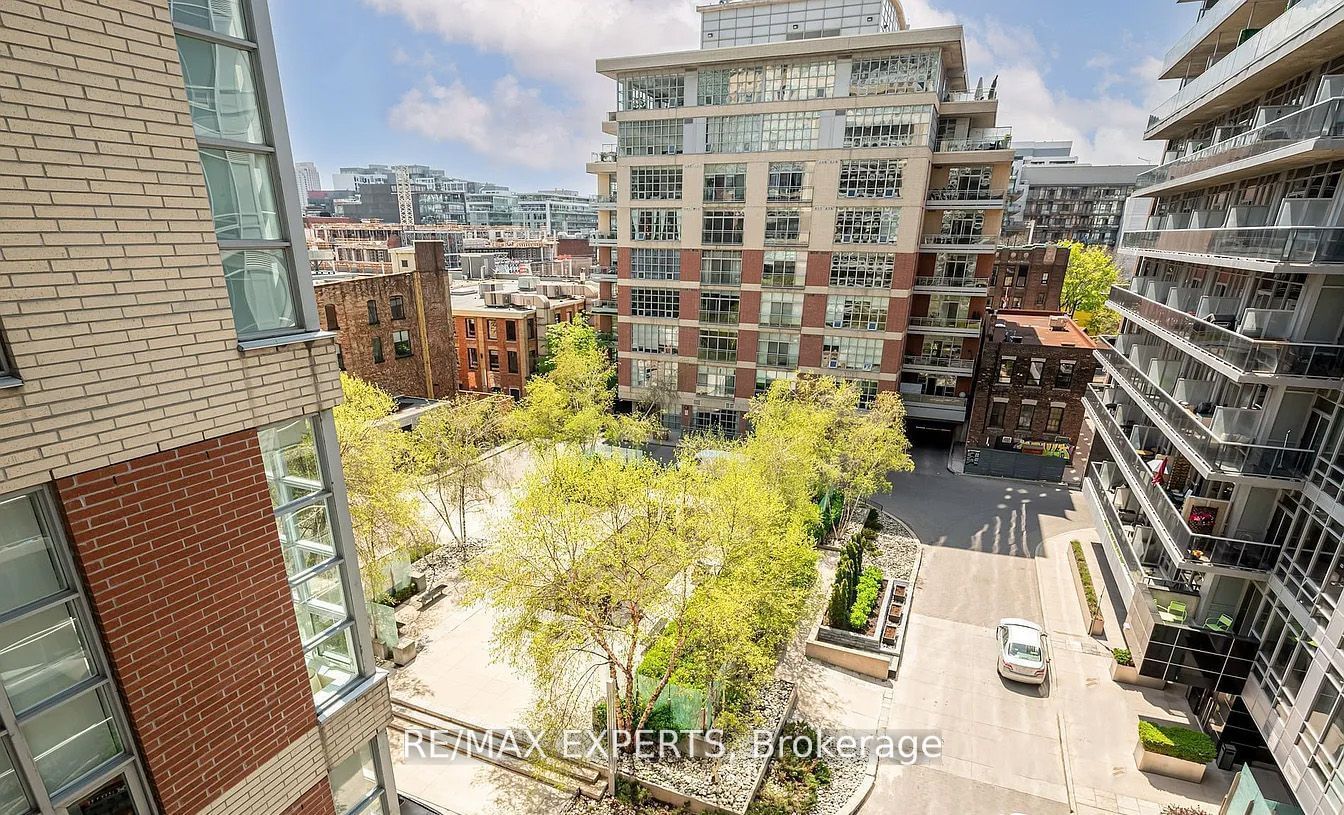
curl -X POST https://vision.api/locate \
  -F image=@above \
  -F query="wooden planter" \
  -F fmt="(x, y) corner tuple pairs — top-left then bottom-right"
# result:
(1134, 739), (1208, 783)
(1111, 660), (1165, 689)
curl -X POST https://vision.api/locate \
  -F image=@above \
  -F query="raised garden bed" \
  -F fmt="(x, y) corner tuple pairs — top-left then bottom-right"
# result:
(1134, 721), (1214, 783)
(1070, 540), (1106, 636)
(1110, 648), (1164, 689)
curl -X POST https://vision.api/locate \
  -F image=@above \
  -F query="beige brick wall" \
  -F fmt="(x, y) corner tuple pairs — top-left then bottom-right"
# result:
(196, 727), (329, 815)
(319, 675), (394, 771)
(0, 0), (338, 492)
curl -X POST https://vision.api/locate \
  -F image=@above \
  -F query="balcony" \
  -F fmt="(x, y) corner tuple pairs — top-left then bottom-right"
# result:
(907, 316), (983, 335)
(1146, 0), (1344, 138)
(1121, 226), (1344, 267)
(1160, 0), (1261, 78)
(704, 189), (746, 204)
(919, 233), (997, 252)
(590, 300), (617, 314)
(764, 232), (810, 247)
(925, 187), (1007, 208)
(1126, 579), (1258, 693)
(592, 231), (618, 246)
(591, 145), (618, 163)
(766, 186), (813, 203)
(1138, 97), (1344, 192)
(900, 392), (968, 422)
(595, 195), (617, 209)
(903, 355), (974, 374)
(1094, 342), (1314, 481)
(1108, 285), (1344, 383)
(913, 275), (990, 293)
(942, 88), (998, 103)
(1084, 388), (1283, 574)
(589, 267), (617, 281)
(935, 129), (1012, 152)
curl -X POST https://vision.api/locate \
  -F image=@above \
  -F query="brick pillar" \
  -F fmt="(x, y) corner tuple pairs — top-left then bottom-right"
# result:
(56, 432), (320, 815)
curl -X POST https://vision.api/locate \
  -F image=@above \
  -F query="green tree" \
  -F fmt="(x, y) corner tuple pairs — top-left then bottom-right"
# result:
(1058, 241), (1120, 316)
(333, 374), (430, 597)
(1077, 306), (1122, 337)
(406, 394), (510, 559)
(508, 317), (652, 450)
(831, 390), (915, 528)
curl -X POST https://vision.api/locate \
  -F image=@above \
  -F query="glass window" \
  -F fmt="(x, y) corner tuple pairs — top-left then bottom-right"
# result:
(698, 329), (738, 362)
(830, 253), (894, 288)
(488, 350), (500, 372)
(821, 336), (882, 372)
(1028, 359), (1044, 385)
(765, 209), (805, 245)
(629, 167), (682, 201)
(331, 741), (380, 815)
(276, 502), (337, 577)
(1046, 405), (1065, 434)
(393, 330), (411, 358)
(618, 120), (683, 157)
(703, 164), (746, 203)
(221, 249), (299, 338)
(761, 292), (803, 328)
(389, 296), (405, 321)
(630, 324), (678, 354)
(850, 50), (942, 96)
(507, 350), (519, 373)
(306, 626), (357, 709)
(630, 288), (679, 319)
(487, 320), (497, 340)
(20, 688), (123, 793)
(464, 318), (475, 337)
(825, 296), (888, 331)
(467, 347), (478, 369)
(258, 418), (322, 509)
(1055, 360), (1076, 389)
(989, 400), (1007, 428)
(839, 159), (905, 199)
(1018, 403), (1036, 430)
(705, 112), (819, 153)
(372, 337), (384, 364)
(0, 741), (30, 815)
(170, 0), (247, 38)
(843, 105), (931, 148)
(199, 149), (281, 241)
(0, 494), (66, 616)
(702, 210), (745, 245)
(632, 359), (677, 390)
(701, 251), (742, 286)
(758, 332), (799, 368)
(834, 208), (900, 244)
(631, 209), (680, 242)
(176, 36), (264, 143)
(696, 366), (736, 398)
(767, 162), (810, 202)
(631, 249), (680, 280)
(762, 251), (804, 287)
(618, 74), (685, 110)
(505, 321), (517, 342)
(0, 603), (96, 714)
(699, 292), (740, 325)
(367, 301), (379, 325)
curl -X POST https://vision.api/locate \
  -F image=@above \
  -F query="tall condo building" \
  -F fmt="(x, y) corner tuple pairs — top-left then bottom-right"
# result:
(590, 0), (1012, 437)
(1084, 0), (1344, 811)
(0, 1), (400, 815)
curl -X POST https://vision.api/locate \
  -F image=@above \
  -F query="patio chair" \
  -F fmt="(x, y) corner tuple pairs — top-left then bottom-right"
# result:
(1204, 614), (1234, 633)
(1159, 600), (1188, 624)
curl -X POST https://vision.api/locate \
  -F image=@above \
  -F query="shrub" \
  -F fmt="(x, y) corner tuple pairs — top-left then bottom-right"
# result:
(1113, 648), (1133, 667)
(1070, 540), (1102, 619)
(748, 721), (832, 815)
(592, 698), (679, 739)
(848, 567), (883, 629)
(379, 582), (417, 606)
(863, 507), (883, 533)
(1137, 721), (1216, 765)
(828, 538), (867, 629)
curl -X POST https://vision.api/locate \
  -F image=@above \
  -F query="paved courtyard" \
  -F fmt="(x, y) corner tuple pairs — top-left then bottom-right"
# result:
(863, 440), (1231, 815)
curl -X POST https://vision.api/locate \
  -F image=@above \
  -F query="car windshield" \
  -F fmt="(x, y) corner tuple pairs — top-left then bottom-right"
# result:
(1008, 642), (1041, 661)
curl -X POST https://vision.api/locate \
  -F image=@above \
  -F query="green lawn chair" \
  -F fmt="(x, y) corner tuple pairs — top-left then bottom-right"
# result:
(1205, 614), (1234, 633)
(1158, 600), (1188, 624)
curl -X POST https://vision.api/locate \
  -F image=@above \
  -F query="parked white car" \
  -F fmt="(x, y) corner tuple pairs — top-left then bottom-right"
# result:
(996, 618), (1049, 685)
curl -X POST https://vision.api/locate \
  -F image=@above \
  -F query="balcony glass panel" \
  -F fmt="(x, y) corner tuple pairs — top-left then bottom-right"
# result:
(1121, 226), (1344, 264)
(935, 128), (1011, 151)
(1139, 97), (1344, 189)
(1096, 341), (1315, 479)
(1085, 387), (1283, 572)
(1110, 285), (1344, 379)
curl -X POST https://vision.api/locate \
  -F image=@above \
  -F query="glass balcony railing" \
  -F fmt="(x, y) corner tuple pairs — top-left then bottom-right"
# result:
(766, 186), (813, 203)
(1160, 0), (1252, 75)
(926, 187), (1007, 202)
(1109, 285), (1344, 380)
(935, 129), (1012, 152)
(1121, 226), (1344, 264)
(913, 275), (989, 289)
(903, 355), (975, 371)
(1084, 388), (1283, 573)
(902, 393), (967, 408)
(920, 233), (996, 248)
(1126, 578), (1258, 692)
(593, 231), (618, 242)
(591, 300), (617, 313)
(1147, 0), (1344, 132)
(1139, 97), (1344, 189)
(942, 88), (997, 103)
(1095, 341), (1316, 479)
(908, 316), (983, 332)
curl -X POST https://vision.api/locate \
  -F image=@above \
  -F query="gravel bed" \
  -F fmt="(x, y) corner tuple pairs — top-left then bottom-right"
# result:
(619, 679), (794, 814)
(410, 538), (488, 585)
(813, 751), (868, 815)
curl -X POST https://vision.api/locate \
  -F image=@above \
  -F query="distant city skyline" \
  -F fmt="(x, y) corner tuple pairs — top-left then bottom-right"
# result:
(271, 0), (1189, 192)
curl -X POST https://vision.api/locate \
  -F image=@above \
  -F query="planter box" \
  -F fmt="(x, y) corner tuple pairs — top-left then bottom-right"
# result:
(805, 636), (894, 680)
(1089, 615), (1106, 636)
(1134, 739), (1207, 783)
(1111, 661), (1165, 689)
(1069, 543), (1105, 635)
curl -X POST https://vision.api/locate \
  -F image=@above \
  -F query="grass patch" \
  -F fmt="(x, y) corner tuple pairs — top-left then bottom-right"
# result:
(1070, 540), (1101, 619)
(1138, 721), (1216, 764)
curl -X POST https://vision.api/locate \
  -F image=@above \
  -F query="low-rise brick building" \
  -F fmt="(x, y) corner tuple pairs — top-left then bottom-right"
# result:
(988, 243), (1070, 313)
(314, 241), (457, 399)
(453, 279), (588, 398)
(964, 310), (1098, 481)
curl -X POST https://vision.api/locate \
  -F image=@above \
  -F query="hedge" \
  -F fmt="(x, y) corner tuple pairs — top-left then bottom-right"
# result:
(1070, 540), (1102, 618)
(848, 567), (883, 630)
(1137, 721), (1216, 765)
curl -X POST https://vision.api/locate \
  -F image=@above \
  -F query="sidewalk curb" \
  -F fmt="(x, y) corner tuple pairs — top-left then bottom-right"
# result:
(1057, 711), (1078, 813)
(837, 682), (893, 815)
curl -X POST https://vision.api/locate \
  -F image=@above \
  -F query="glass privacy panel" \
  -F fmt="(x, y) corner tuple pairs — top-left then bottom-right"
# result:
(330, 741), (377, 815)
(220, 249), (299, 338)
(0, 603), (96, 715)
(20, 690), (123, 793)
(199, 149), (282, 241)
(169, 0), (247, 39)
(0, 741), (30, 815)
(258, 417), (322, 508)
(177, 36), (265, 144)
(0, 494), (66, 616)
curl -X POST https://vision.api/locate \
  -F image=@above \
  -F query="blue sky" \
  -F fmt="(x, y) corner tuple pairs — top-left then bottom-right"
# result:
(270, 0), (1193, 193)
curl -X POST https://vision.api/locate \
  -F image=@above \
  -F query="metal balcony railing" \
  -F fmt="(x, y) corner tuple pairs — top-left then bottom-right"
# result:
(764, 232), (809, 246)
(1095, 342), (1315, 480)
(913, 275), (989, 289)
(942, 88), (997, 102)
(935, 129), (1012, 152)
(1084, 388), (1283, 573)
(704, 189), (746, 203)
(1109, 285), (1344, 380)
(1147, 0), (1343, 132)
(592, 145), (618, 163)
(1139, 97), (1344, 189)
(903, 355), (974, 371)
(1160, 0), (1253, 75)
(591, 300), (617, 312)
(1121, 226), (1344, 264)
(902, 393), (966, 406)
(908, 316), (983, 332)
(593, 231), (618, 242)
(925, 188), (1007, 202)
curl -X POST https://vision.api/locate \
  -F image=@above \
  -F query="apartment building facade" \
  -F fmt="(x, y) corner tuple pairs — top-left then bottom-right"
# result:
(1083, 1), (1344, 811)
(314, 244), (458, 400)
(452, 281), (587, 398)
(590, 0), (1012, 437)
(0, 1), (399, 814)
(987, 243), (1069, 312)
(1014, 163), (1152, 248)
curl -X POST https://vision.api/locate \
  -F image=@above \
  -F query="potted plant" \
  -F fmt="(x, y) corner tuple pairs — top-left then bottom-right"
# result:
(1111, 647), (1165, 688)
(1134, 721), (1215, 783)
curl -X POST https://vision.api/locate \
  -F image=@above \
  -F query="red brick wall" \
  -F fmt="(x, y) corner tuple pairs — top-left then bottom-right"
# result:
(282, 780), (335, 815)
(56, 433), (318, 815)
